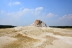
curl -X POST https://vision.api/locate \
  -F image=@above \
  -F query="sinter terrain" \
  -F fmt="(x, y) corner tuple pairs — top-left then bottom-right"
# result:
(0, 26), (72, 48)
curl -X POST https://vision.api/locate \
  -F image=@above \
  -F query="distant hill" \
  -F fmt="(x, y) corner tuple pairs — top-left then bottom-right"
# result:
(0, 25), (16, 28)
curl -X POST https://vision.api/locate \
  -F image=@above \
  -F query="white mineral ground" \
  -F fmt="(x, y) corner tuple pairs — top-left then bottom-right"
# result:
(0, 26), (72, 48)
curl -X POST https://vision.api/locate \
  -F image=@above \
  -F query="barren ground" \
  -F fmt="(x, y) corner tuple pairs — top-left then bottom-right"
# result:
(0, 26), (72, 48)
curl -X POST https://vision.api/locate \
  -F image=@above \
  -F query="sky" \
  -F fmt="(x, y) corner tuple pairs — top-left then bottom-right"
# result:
(0, 0), (72, 26)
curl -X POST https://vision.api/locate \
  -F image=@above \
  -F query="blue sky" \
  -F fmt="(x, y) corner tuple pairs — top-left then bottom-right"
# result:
(0, 0), (72, 26)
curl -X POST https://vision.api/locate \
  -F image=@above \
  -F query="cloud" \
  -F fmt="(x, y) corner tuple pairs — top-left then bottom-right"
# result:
(53, 14), (72, 26)
(58, 14), (72, 20)
(8, 1), (21, 6)
(1, 7), (72, 26)
(47, 13), (57, 18)
(68, 14), (72, 19)
(0, 7), (56, 23)
(2, 7), (43, 18)
(35, 7), (43, 11)
(5, 7), (43, 18)
(38, 13), (57, 19)
(20, 7), (24, 10)
(14, 2), (20, 5)
(6, 8), (32, 19)
(0, 10), (5, 15)
(0, 7), (44, 25)
(34, 7), (43, 15)
(0, 8), (57, 20)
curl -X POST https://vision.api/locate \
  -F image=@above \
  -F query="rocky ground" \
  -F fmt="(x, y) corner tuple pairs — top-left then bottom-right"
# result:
(0, 26), (72, 48)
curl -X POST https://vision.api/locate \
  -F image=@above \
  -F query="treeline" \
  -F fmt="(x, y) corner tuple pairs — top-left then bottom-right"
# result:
(0, 25), (72, 28)
(49, 26), (72, 28)
(0, 25), (16, 28)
